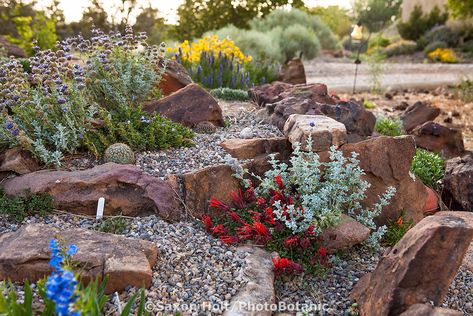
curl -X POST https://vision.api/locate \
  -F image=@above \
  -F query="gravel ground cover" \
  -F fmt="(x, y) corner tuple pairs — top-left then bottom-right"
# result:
(0, 214), (248, 315)
(276, 246), (473, 315)
(137, 108), (282, 180)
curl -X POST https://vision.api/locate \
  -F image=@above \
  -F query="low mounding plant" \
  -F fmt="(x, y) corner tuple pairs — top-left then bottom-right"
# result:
(455, 78), (473, 102)
(411, 148), (445, 189)
(210, 88), (249, 101)
(417, 25), (461, 50)
(0, 188), (53, 222)
(0, 26), (195, 165)
(382, 212), (413, 247)
(170, 35), (277, 90)
(0, 239), (149, 315)
(382, 40), (418, 57)
(398, 5), (448, 41)
(423, 41), (448, 56)
(204, 138), (396, 275)
(375, 117), (403, 136)
(427, 48), (458, 63)
(0, 50), (98, 166)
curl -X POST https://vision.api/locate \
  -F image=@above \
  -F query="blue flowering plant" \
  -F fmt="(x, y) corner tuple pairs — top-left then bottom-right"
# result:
(45, 239), (80, 316)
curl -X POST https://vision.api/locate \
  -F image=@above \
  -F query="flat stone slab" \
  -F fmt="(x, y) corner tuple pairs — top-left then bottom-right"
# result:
(225, 247), (275, 316)
(283, 114), (347, 151)
(0, 224), (158, 293)
(1, 163), (181, 220)
(220, 137), (291, 160)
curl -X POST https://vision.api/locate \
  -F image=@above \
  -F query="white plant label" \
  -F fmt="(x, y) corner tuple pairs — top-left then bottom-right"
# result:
(96, 197), (105, 220)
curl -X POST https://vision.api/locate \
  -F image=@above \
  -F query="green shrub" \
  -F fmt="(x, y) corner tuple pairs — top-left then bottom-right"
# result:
(211, 26), (282, 62)
(382, 40), (418, 57)
(0, 189), (53, 222)
(398, 5), (448, 41)
(382, 212), (413, 247)
(417, 25), (461, 49)
(411, 149), (445, 188)
(455, 78), (473, 103)
(279, 24), (321, 62)
(211, 9), (338, 64)
(83, 107), (194, 156)
(423, 41), (448, 56)
(0, 56), (97, 166)
(251, 9), (339, 51)
(375, 117), (403, 136)
(210, 88), (249, 101)
(94, 216), (130, 234)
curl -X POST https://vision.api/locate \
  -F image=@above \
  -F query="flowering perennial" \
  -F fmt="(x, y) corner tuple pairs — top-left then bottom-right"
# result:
(46, 239), (80, 316)
(203, 138), (396, 275)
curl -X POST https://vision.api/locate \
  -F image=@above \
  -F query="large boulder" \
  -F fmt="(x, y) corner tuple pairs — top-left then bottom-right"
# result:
(0, 224), (158, 293)
(435, 211), (473, 274)
(1, 163), (181, 220)
(183, 164), (240, 218)
(220, 137), (291, 160)
(401, 101), (440, 133)
(143, 83), (224, 127)
(0, 147), (40, 174)
(350, 213), (473, 316)
(158, 58), (193, 96)
(338, 136), (428, 225)
(412, 121), (465, 159)
(283, 114), (347, 151)
(183, 155), (286, 218)
(278, 58), (306, 85)
(250, 82), (375, 138)
(442, 153), (473, 211)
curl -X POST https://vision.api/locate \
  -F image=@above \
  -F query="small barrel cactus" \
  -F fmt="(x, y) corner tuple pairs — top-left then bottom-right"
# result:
(103, 143), (135, 164)
(193, 121), (217, 134)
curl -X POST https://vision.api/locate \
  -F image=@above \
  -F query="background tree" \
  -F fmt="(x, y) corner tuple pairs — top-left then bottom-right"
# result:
(305, 5), (353, 38)
(176, 0), (305, 40)
(353, 0), (402, 32)
(133, 4), (172, 45)
(68, 0), (111, 38)
(448, 0), (473, 19)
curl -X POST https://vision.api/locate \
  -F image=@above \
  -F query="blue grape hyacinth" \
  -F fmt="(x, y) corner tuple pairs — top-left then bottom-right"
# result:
(45, 239), (80, 316)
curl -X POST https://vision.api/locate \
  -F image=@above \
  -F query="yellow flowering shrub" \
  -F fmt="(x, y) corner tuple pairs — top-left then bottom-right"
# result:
(169, 35), (252, 64)
(428, 48), (458, 63)
(168, 35), (277, 90)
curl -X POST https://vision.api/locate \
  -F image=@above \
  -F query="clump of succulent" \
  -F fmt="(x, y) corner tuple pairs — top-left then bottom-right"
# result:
(411, 148), (444, 189)
(375, 116), (404, 136)
(193, 121), (217, 134)
(94, 216), (130, 235)
(210, 88), (249, 101)
(103, 143), (135, 164)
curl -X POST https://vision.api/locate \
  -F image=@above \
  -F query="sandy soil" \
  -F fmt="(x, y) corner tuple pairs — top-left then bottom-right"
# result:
(306, 58), (473, 93)
(341, 89), (473, 151)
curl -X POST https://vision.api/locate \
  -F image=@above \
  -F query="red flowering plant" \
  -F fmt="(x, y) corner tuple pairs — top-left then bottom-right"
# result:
(202, 137), (396, 276)
(202, 175), (330, 275)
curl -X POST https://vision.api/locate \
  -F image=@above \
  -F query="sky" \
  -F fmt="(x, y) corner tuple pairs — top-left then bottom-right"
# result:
(35, 0), (353, 24)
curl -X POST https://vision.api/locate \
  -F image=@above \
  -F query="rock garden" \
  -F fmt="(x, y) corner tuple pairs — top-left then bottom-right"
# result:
(0, 2), (473, 316)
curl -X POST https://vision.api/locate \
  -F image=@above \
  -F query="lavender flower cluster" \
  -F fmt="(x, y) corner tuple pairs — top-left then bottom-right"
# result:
(0, 26), (171, 166)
